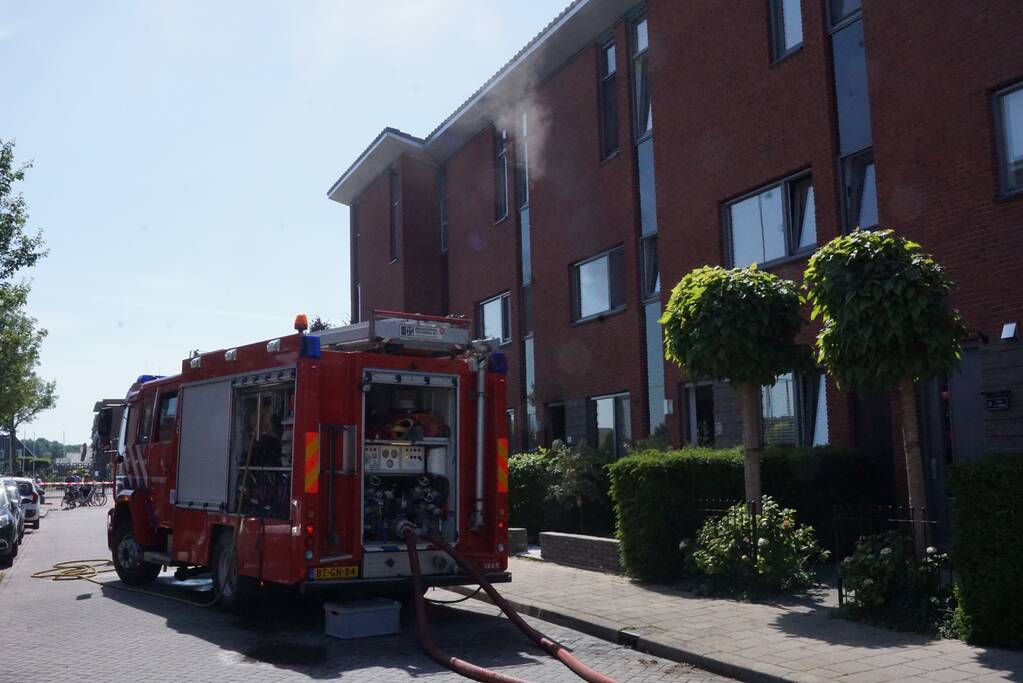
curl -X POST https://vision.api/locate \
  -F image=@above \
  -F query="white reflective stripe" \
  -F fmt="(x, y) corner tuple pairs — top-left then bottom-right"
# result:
(122, 447), (135, 488)
(135, 445), (149, 485)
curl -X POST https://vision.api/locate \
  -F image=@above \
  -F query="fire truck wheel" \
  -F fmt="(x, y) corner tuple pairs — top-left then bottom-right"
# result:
(212, 534), (253, 610)
(112, 523), (160, 585)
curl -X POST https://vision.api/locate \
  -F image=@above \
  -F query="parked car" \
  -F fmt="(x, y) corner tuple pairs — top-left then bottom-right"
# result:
(1, 479), (25, 543)
(13, 477), (41, 530)
(0, 485), (19, 564)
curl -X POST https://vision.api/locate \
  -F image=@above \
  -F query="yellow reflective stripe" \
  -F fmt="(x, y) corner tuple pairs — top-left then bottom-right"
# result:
(496, 437), (509, 493)
(305, 432), (320, 494)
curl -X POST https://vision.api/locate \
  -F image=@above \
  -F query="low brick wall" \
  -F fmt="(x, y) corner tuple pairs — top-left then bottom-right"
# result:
(508, 527), (528, 554)
(539, 532), (622, 573)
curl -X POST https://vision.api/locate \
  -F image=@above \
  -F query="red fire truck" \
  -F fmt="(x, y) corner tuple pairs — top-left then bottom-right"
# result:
(106, 311), (510, 608)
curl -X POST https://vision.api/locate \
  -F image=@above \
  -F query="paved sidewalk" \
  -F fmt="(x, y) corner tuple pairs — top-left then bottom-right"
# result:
(446, 557), (1023, 683)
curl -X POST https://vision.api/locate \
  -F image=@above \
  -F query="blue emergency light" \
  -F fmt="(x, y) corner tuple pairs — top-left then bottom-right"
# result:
(300, 335), (321, 358)
(487, 352), (508, 374)
(136, 374), (164, 384)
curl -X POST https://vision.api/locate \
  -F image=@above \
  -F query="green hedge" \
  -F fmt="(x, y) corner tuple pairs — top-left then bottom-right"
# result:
(508, 449), (614, 540)
(949, 456), (1023, 649)
(610, 445), (880, 581)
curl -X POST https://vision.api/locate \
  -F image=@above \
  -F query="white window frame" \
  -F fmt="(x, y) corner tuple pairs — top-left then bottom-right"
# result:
(477, 292), (511, 345)
(724, 172), (816, 268)
(590, 392), (631, 458)
(995, 81), (1023, 197)
(571, 246), (625, 323)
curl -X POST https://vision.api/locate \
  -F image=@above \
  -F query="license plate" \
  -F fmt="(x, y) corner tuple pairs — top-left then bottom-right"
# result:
(310, 565), (358, 580)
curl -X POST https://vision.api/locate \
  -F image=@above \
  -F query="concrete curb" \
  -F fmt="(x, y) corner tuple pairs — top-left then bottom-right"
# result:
(446, 585), (795, 683)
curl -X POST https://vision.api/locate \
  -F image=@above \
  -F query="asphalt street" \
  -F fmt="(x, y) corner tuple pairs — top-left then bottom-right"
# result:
(0, 501), (733, 682)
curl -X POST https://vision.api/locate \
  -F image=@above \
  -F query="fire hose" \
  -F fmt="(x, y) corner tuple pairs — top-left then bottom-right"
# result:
(400, 523), (618, 683)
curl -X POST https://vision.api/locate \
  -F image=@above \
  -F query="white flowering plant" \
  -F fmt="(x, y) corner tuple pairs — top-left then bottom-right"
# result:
(839, 531), (953, 634)
(687, 496), (828, 594)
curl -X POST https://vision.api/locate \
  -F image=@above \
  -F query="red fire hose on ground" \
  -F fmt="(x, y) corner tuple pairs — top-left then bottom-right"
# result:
(400, 524), (618, 683)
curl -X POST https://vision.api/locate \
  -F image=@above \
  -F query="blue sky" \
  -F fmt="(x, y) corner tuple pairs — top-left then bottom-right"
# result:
(1, 0), (565, 443)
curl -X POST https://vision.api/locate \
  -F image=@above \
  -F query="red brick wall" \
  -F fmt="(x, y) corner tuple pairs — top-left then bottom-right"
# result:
(445, 126), (524, 413)
(353, 169), (405, 317)
(648, 0), (855, 446)
(865, 0), (1023, 336)
(527, 18), (648, 436)
(346, 0), (1022, 462)
(399, 155), (444, 316)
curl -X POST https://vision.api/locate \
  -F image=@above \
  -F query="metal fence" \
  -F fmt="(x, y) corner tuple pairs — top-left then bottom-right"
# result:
(831, 503), (940, 606)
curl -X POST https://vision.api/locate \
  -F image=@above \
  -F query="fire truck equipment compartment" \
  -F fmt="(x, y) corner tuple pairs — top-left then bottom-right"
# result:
(323, 598), (400, 639)
(176, 379), (233, 509)
(361, 373), (459, 548)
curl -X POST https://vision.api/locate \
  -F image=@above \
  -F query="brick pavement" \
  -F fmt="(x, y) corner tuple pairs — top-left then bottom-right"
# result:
(444, 558), (1023, 683)
(0, 503), (730, 682)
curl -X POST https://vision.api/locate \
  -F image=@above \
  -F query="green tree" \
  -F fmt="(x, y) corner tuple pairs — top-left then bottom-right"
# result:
(0, 139), (54, 453)
(309, 315), (332, 332)
(660, 266), (805, 506)
(803, 229), (967, 557)
(0, 140), (46, 279)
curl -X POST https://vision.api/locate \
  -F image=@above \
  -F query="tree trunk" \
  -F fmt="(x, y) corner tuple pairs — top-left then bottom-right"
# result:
(739, 383), (763, 511)
(898, 376), (929, 560)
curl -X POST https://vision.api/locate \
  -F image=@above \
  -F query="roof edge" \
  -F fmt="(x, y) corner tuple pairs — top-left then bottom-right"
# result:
(326, 127), (426, 204)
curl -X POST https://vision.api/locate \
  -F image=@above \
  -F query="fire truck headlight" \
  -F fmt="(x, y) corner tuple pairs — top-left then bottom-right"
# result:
(304, 550), (313, 561)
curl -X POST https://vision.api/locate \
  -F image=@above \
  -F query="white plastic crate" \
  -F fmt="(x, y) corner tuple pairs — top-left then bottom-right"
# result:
(323, 598), (401, 639)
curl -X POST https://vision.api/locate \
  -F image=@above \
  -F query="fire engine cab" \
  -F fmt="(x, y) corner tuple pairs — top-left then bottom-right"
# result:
(107, 311), (510, 608)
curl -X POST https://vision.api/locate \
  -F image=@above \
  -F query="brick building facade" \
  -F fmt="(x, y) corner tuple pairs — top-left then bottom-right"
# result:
(328, 0), (1023, 505)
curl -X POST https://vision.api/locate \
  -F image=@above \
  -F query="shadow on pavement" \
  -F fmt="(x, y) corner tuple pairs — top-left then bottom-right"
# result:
(773, 608), (935, 648)
(99, 577), (545, 679)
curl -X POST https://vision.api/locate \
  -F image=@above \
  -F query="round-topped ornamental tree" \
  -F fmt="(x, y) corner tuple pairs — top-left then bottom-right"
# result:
(803, 229), (968, 557)
(660, 266), (805, 507)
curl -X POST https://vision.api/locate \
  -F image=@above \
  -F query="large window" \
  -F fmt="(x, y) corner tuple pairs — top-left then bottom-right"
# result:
(842, 149), (878, 230)
(572, 247), (625, 321)
(599, 40), (619, 158)
(770, 0), (803, 60)
(495, 129), (509, 221)
(591, 393), (631, 457)
(477, 292), (511, 344)
(644, 301), (665, 433)
(761, 372), (829, 446)
(996, 82), (1023, 195)
(389, 168), (399, 261)
(517, 114), (532, 285)
(832, 18), (872, 157)
(726, 174), (816, 267)
(631, 16), (651, 141)
(524, 335), (537, 449)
